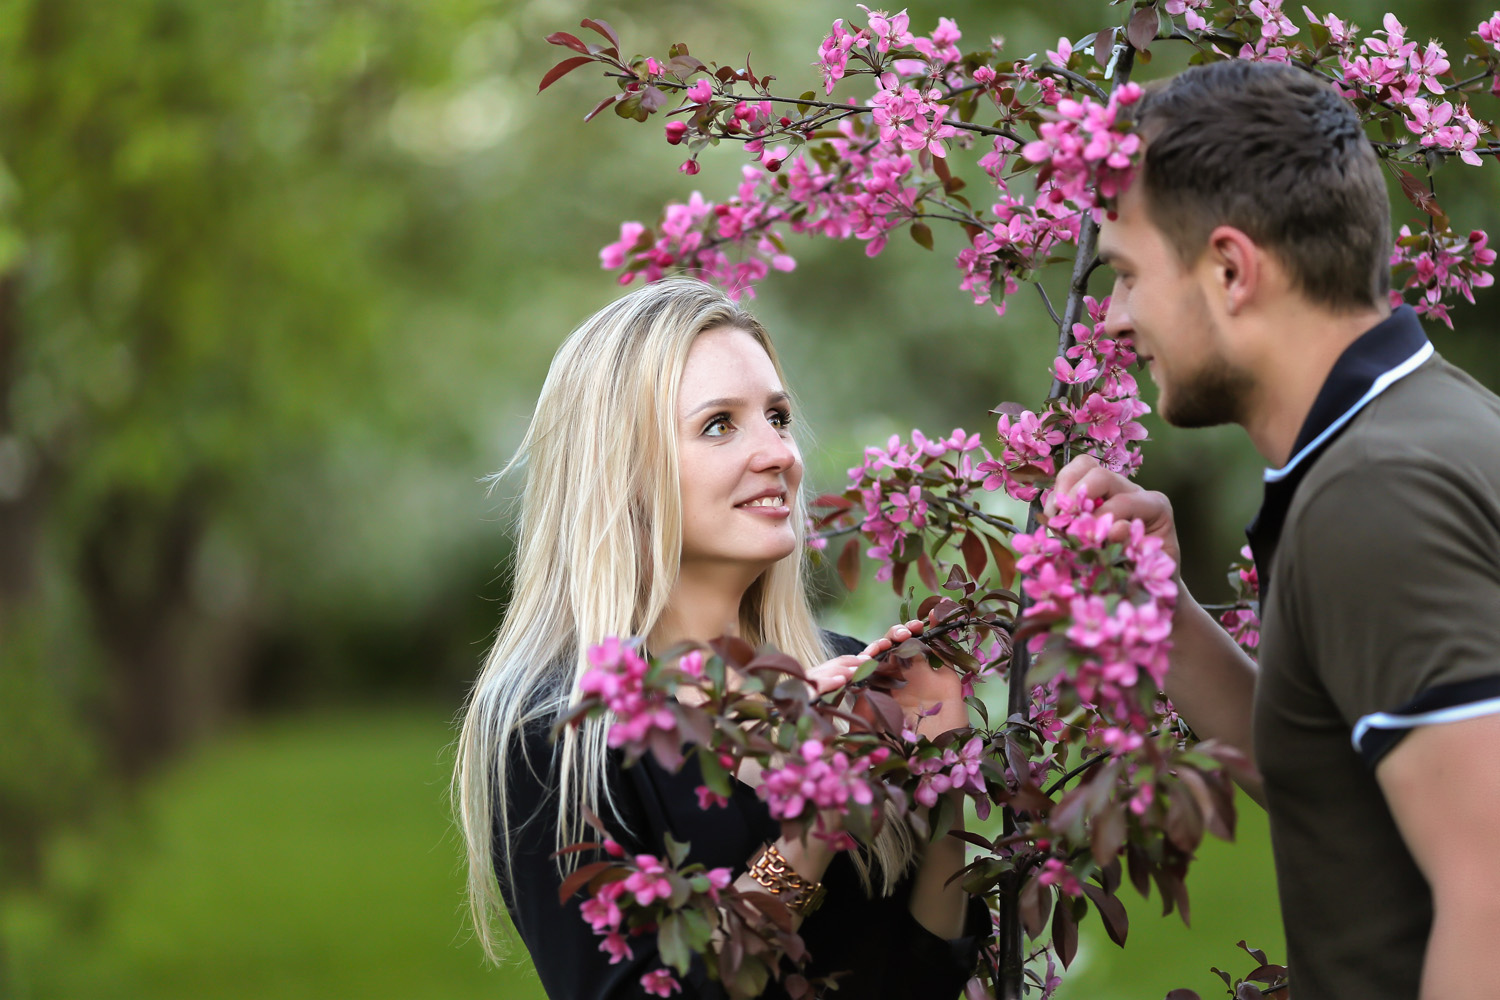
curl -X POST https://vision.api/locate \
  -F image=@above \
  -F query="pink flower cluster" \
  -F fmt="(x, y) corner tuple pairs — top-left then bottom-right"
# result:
(1020, 83), (1144, 216)
(1332, 13), (1453, 109)
(1389, 224), (1497, 328)
(1013, 486), (1178, 730)
(578, 845), (730, 990)
(977, 296), (1149, 501)
(844, 428), (987, 581)
(1166, 0), (1213, 33)
(909, 735), (990, 817)
(1218, 544), (1262, 653)
(1404, 98), (1486, 166)
(1036, 857), (1083, 896)
(599, 180), (796, 302)
(757, 737), (884, 840)
(578, 638), (678, 752)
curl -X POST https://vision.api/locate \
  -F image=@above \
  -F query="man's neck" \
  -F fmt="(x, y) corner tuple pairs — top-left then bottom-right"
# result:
(1241, 304), (1390, 468)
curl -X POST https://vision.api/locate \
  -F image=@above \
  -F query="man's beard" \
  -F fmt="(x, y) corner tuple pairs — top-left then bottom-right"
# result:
(1160, 353), (1254, 429)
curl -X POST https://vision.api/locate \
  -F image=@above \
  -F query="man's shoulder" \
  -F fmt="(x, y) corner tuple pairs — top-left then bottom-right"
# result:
(1306, 354), (1500, 489)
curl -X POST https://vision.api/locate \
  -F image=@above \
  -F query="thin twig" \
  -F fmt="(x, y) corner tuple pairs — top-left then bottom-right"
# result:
(927, 493), (1020, 535)
(1035, 282), (1062, 327)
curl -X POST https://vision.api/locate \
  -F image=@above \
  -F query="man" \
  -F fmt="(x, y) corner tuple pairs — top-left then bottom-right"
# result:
(1055, 59), (1500, 1000)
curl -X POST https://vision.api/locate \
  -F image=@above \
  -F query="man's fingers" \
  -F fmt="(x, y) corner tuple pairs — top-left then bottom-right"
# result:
(1051, 454), (1103, 508)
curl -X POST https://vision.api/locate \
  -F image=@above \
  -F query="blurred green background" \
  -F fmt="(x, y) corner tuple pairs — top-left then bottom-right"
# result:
(3, 1), (1498, 998)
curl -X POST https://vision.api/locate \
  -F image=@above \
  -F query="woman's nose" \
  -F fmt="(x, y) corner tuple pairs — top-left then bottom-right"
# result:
(749, 420), (797, 472)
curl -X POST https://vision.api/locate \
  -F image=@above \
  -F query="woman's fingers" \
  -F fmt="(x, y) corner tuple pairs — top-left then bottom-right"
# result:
(807, 654), (867, 696)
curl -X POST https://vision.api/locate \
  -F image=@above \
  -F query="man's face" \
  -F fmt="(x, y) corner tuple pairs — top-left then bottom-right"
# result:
(1097, 183), (1253, 429)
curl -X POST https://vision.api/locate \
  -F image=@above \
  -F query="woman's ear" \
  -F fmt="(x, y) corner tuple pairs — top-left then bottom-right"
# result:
(1205, 225), (1260, 315)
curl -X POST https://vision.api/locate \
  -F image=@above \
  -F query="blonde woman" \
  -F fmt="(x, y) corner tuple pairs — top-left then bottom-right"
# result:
(453, 279), (986, 998)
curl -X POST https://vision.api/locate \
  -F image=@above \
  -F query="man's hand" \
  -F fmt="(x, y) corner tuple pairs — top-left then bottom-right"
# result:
(1377, 713), (1500, 999)
(1051, 454), (1182, 569)
(1053, 456), (1266, 804)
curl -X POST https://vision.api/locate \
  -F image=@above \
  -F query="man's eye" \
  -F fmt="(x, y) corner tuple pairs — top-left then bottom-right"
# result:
(703, 415), (732, 437)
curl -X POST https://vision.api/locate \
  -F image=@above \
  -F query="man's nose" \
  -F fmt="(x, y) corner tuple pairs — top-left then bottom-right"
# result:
(1102, 281), (1132, 339)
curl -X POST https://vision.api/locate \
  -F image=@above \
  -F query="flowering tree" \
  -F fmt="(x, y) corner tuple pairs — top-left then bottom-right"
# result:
(538, 3), (1499, 997)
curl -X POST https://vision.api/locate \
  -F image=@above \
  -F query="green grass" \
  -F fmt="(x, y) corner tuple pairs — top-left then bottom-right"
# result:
(3, 707), (546, 1000)
(1, 707), (1281, 999)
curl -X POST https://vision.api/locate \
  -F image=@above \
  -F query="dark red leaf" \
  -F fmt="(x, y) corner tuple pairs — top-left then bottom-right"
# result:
(1094, 27), (1116, 66)
(1081, 882), (1129, 947)
(1127, 5), (1160, 52)
(1397, 168), (1448, 227)
(546, 31), (591, 54)
(960, 530), (987, 580)
(582, 95), (617, 122)
(860, 689), (906, 734)
(539, 56), (593, 92)
(1165, 784), (1205, 852)
(813, 492), (855, 510)
(838, 537), (861, 592)
(1090, 801), (1127, 867)
(917, 552), (940, 592)
(549, 841), (603, 858)
(1051, 892), (1079, 968)
(891, 559), (909, 596)
(985, 534), (1017, 589)
(1019, 875), (1053, 940)
(557, 860), (614, 904)
(579, 18), (620, 49)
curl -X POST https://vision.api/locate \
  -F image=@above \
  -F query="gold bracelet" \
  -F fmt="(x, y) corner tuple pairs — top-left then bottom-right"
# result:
(747, 843), (827, 916)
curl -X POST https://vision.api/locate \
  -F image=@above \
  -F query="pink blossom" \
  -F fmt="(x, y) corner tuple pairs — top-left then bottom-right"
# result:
(1249, 0), (1298, 41)
(685, 79), (712, 104)
(641, 969), (682, 997)
(1036, 857), (1082, 896)
(1166, 0), (1212, 32)
(1046, 37), (1073, 69)
(858, 4), (914, 53)
(1302, 7), (1357, 46)
(623, 855), (674, 906)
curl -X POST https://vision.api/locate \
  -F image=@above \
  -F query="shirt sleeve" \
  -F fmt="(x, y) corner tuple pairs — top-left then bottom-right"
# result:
(1287, 459), (1500, 767)
(499, 721), (728, 999)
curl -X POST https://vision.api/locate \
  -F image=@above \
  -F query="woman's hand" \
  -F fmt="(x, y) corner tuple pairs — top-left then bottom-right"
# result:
(865, 619), (970, 739)
(803, 654), (869, 698)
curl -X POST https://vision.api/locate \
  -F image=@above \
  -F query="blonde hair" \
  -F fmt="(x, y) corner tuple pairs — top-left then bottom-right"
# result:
(453, 278), (913, 961)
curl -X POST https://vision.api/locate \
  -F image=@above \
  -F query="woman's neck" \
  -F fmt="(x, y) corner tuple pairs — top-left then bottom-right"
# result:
(650, 563), (757, 652)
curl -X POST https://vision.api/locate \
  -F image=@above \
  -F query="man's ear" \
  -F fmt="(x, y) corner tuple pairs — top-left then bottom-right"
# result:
(1205, 225), (1260, 315)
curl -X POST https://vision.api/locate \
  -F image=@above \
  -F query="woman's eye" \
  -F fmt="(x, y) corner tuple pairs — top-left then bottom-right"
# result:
(702, 414), (733, 437)
(769, 408), (793, 430)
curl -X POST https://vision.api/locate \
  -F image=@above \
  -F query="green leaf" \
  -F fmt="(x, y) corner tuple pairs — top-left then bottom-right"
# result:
(663, 832), (690, 868)
(658, 914), (691, 973)
(910, 221), (934, 250)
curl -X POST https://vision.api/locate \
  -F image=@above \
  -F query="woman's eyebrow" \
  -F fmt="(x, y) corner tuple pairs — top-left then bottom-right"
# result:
(685, 391), (788, 417)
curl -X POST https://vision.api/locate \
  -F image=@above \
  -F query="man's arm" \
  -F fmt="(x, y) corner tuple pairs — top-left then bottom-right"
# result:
(1376, 713), (1500, 1000)
(1054, 456), (1264, 804)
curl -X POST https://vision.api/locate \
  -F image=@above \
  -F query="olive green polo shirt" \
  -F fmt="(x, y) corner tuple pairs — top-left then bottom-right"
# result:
(1250, 306), (1500, 1000)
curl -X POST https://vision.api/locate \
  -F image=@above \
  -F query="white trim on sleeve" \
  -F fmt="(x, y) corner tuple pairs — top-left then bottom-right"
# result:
(1351, 695), (1500, 754)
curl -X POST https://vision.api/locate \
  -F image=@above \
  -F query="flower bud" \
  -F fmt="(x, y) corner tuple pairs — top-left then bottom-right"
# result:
(664, 121), (689, 145)
(679, 159), (700, 175)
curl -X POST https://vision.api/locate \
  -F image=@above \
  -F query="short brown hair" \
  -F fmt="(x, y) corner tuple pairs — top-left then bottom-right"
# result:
(1136, 60), (1390, 311)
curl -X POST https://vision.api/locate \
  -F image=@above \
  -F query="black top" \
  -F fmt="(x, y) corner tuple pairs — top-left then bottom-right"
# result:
(497, 633), (989, 998)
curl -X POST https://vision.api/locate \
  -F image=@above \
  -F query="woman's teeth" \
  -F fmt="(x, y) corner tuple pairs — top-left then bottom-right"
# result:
(742, 496), (784, 507)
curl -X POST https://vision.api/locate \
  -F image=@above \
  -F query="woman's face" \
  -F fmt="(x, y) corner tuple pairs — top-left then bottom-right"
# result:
(675, 327), (803, 576)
